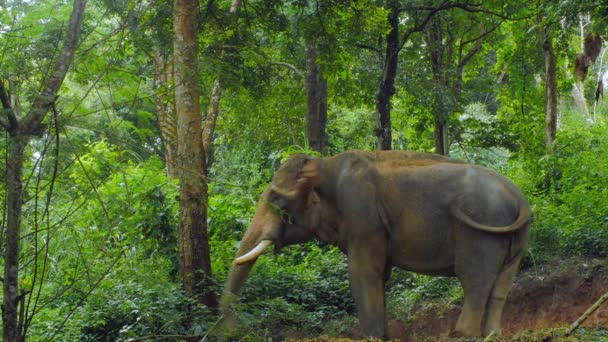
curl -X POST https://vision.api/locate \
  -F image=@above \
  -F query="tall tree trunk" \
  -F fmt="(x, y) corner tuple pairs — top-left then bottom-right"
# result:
(375, 1), (399, 151)
(433, 119), (449, 155)
(173, 0), (217, 308)
(0, 1), (86, 340)
(3, 136), (27, 342)
(426, 15), (451, 156)
(153, 52), (178, 180)
(541, 28), (558, 148)
(304, 41), (328, 153)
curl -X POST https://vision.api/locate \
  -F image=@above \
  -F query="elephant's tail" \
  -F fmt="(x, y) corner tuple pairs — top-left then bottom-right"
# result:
(451, 202), (532, 234)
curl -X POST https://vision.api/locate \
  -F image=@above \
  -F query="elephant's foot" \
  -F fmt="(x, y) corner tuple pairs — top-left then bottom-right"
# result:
(452, 314), (482, 338)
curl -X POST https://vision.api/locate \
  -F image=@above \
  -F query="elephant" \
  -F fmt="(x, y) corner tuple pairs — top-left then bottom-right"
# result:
(220, 150), (531, 339)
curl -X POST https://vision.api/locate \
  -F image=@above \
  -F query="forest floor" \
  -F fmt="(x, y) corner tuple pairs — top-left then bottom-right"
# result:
(282, 258), (608, 341)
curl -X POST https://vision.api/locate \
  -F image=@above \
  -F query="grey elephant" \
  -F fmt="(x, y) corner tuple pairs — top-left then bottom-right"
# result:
(220, 150), (531, 339)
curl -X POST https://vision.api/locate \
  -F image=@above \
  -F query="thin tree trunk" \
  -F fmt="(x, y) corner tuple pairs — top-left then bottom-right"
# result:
(426, 15), (451, 156)
(202, 79), (221, 171)
(433, 119), (449, 155)
(1, 1), (86, 340)
(3, 137), (27, 342)
(153, 52), (178, 180)
(173, 0), (217, 308)
(375, 0), (399, 151)
(541, 28), (558, 148)
(304, 41), (327, 153)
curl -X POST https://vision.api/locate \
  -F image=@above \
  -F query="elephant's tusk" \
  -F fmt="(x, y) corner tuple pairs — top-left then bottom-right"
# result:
(233, 240), (273, 265)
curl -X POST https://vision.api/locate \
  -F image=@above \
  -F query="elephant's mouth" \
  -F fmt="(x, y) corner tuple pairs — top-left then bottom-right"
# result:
(233, 239), (274, 265)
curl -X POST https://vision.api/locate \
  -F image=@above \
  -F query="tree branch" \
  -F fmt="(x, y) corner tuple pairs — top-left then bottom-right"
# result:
(271, 61), (305, 78)
(457, 22), (502, 69)
(21, 0), (87, 135)
(399, 1), (510, 52)
(565, 291), (608, 336)
(353, 42), (381, 53)
(410, 2), (514, 20)
(460, 21), (502, 47)
(399, 0), (453, 51)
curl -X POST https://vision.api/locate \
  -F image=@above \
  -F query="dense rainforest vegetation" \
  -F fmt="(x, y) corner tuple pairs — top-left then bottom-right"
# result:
(0, 0), (607, 340)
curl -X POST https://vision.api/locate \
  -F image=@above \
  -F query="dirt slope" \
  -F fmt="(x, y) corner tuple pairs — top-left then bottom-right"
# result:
(385, 259), (608, 341)
(318, 258), (608, 341)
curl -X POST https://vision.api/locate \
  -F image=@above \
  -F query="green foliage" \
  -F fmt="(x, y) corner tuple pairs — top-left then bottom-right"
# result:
(32, 279), (200, 342)
(326, 106), (377, 152)
(23, 141), (182, 341)
(228, 244), (355, 336)
(387, 270), (462, 320)
(510, 118), (608, 261)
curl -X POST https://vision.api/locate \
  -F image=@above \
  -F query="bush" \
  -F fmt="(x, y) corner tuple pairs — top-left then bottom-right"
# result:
(230, 244), (355, 336)
(509, 119), (608, 261)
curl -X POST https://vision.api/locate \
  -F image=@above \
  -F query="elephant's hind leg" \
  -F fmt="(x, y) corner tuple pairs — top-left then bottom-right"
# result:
(453, 271), (499, 337)
(453, 233), (509, 337)
(483, 251), (524, 336)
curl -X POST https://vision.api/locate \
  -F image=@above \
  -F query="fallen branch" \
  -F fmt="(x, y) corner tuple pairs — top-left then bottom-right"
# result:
(565, 291), (608, 336)
(483, 330), (496, 341)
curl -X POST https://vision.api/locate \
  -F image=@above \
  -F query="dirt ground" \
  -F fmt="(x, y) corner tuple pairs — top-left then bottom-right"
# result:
(290, 258), (608, 341)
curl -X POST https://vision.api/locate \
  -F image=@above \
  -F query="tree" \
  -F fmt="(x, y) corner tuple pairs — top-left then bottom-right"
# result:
(374, 0), (475, 150)
(0, 1), (86, 340)
(154, 51), (178, 179)
(539, 23), (558, 149)
(173, 0), (217, 308)
(423, 9), (497, 155)
(305, 40), (328, 153)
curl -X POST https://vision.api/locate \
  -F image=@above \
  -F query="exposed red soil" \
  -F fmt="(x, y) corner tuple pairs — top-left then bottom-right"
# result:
(392, 259), (608, 341)
(293, 258), (608, 341)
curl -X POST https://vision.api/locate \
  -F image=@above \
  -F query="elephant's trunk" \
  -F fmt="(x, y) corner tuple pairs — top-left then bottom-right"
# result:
(220, 233), (260, 331)
(220, 197), (280, 329)
(220, 187), (285, 333)
(221, 227), (261, 303)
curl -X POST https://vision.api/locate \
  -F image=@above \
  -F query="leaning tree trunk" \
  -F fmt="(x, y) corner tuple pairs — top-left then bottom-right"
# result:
(173, 0), (217, 308)
(0, 1), (86, 340)
(202, 79), (221, 171)
(304, 41), (328, 153)
(375, 0), (399, 151)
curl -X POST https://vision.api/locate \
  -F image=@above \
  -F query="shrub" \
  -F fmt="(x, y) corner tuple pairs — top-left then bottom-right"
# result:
(509, 119), (608, 261)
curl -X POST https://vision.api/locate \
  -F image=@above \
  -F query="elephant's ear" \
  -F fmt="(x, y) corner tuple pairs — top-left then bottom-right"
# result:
(295, 158), (321, 208)
(271, 157), (320, 208)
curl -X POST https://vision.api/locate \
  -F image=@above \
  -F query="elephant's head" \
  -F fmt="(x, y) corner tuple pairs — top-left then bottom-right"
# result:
(220, 154), (334, 326)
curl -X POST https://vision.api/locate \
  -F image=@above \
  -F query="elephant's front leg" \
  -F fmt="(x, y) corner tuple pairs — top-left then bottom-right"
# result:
(347, 238), (388, 339)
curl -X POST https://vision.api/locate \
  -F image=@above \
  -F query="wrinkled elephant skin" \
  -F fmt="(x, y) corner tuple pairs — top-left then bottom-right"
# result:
(220, 150), (531, 339)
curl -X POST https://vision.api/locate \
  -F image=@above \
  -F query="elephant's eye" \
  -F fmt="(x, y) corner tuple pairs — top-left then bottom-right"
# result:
(280, 210), (296, 225)
(269, 191), (289, 209)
